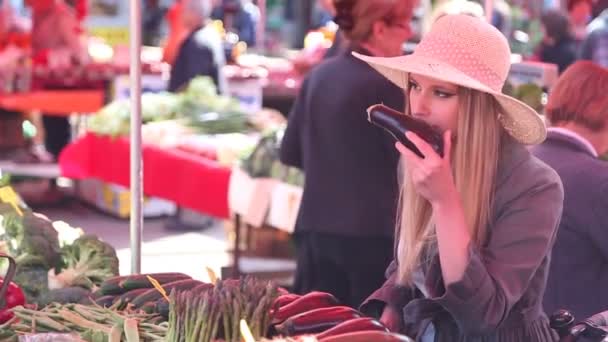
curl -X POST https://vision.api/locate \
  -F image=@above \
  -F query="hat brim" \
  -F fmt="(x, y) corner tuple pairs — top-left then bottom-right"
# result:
(353, 52), (546, 145)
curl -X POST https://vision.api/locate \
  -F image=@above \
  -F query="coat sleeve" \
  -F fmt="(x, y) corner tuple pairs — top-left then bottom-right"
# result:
(579, 32), (596, 60)
(432, 170), (564, 335)
(589, 180), (608, 261)
(279, 77), (310, 169)
(360, 260), (415, 318)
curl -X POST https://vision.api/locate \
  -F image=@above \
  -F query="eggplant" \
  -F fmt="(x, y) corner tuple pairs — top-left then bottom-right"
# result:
(319, 330), (415, 342)
(367, 104), (444, 158)
(272, 291), (339, 324)
(316, 317), (388, 340)
(275, 306), (361, 336)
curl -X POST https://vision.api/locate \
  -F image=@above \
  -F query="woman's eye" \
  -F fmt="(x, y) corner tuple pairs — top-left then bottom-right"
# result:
(408, 81), (420, 91)
(435, 90), (454, 98)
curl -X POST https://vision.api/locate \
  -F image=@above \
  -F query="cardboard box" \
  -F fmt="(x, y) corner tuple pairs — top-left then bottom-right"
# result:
(76, 178), (176, 218)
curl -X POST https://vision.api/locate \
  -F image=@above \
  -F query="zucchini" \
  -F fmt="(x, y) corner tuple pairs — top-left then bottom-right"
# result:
(98, 275), (131, 296)
(95, 295), (118, 308)
(116, 288), (150, 310)
(99, 272), (191, 296)
(131, 279), (204, 308)
(119, 272), (191, 292)
(140, 301), (157, 314)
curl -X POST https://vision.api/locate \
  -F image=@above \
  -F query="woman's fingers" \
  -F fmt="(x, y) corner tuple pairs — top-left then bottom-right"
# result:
(405, 132), (440, 161)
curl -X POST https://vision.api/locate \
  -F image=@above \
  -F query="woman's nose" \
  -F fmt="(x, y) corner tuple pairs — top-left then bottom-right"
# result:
(411, 94), (430, 118)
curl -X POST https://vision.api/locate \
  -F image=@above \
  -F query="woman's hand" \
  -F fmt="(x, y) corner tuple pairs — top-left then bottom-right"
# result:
(397, 130), (458, 207)
(399, 130), (472, 284)
(380, 305), (402, 332)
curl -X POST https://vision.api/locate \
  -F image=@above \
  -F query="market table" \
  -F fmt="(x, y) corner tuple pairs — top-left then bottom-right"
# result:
(58, 133), (231, 219)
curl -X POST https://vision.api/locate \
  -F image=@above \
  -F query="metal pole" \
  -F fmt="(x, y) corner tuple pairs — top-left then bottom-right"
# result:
(485, 0), (494, 23)
(129, 0), (143, 275)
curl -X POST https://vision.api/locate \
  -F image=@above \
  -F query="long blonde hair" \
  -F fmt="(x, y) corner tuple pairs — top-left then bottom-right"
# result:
(396, 82), (504, 286)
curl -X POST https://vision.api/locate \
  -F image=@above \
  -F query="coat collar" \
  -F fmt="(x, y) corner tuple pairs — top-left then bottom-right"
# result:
(545, 129), (598, 158)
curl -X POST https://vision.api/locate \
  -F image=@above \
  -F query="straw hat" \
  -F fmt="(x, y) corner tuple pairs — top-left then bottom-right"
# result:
(354, 14), (546, 145)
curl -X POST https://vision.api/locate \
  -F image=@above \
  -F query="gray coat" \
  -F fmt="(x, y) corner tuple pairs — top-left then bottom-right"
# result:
(361, 136), (564, 341)
(532, 130), (608, 320)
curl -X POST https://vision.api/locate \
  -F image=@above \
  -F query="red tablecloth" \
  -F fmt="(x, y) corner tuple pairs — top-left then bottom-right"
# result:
(59, 133), (231, 219)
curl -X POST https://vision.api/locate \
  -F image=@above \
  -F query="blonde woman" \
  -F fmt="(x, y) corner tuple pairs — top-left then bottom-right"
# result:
(280, 0), (414, 308)
(356, 15), (563, 341)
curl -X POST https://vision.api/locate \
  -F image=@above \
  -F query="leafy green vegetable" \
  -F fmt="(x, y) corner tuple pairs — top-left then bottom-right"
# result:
(0, 205), (62, 302)
(53, 234), (120, 291)
(0, 205), (62, 270)
(240, 128), (305, 186)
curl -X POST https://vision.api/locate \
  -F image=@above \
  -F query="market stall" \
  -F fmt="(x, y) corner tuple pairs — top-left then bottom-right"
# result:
(0, 181), (410, 341)
(59, 132), (232, 219)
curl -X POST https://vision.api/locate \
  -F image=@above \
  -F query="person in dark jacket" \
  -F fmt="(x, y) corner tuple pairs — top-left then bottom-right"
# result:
(531, 61), (608, 320)
(280, 0), (414, 308)
(537, 9), (578, 73)
(169, 0), (226, 93)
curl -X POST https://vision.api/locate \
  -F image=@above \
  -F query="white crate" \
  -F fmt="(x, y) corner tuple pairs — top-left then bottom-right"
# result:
(228, 167), (277, 227)
(267, 182), (302, 233)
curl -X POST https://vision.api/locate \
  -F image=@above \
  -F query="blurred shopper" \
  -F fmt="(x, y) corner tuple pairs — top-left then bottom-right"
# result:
(291, 0), (347, 75)
(580, 6), (608, 67)
(162, 0), (187, 65)
(168, 0), (226, 94)
(280, 0), (415, 308)
(537, 9), (578, 73)
(319, 0), (347, 60)
(143, 0), (167, 46)
(532, 61), (608, 320)
(211, 0), (257, 46)
(27, 0), (87, 160)
(568, 0), (592, 42)
(492, 0), (513, 38)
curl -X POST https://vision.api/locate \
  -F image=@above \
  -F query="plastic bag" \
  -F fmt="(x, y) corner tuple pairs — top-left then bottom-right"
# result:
(19, 333), (85, 342)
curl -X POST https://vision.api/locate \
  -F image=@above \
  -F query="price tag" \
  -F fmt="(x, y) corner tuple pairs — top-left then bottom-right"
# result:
(0, 186), (23, 216)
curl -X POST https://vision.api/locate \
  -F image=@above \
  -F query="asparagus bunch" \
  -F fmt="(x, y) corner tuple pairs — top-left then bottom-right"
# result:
(166, 277), (279, 342)
(166, 287), (222, 342)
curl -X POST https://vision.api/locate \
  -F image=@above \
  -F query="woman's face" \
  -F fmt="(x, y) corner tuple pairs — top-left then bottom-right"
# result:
(373, 1), (414, 57)
(408, 73), (460, 133)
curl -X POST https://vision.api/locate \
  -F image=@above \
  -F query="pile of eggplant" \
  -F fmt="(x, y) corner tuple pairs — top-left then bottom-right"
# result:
(269, 291), (413, 341)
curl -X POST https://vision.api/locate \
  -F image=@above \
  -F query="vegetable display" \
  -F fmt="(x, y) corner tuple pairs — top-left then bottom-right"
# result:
(87, 76), (250, 138)
(0, 203), (119, 305)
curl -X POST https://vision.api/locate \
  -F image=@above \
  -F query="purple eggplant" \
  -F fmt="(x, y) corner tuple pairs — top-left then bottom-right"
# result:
(367, 104), (444, 158)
